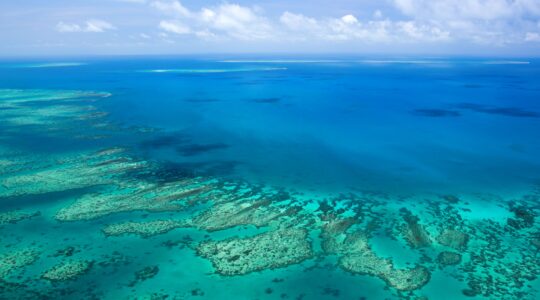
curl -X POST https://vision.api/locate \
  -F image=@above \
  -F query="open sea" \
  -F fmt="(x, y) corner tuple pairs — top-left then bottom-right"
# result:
(1, 56), (540, 299)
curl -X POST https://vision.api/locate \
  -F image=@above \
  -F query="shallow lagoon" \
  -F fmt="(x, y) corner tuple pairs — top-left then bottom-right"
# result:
(1, 57), (540, 299)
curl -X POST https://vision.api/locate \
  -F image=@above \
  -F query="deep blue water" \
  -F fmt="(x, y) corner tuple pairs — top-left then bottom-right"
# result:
(2, 57), (539, 194)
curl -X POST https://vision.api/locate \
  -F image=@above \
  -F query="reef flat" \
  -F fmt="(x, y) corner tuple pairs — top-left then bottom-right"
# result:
(2, 88), (540, 300)
(197, 228), (313, 276)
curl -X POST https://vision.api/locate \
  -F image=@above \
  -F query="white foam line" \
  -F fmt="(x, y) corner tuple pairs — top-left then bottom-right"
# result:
(143, 67), (287, 73)
(220, 60), (342, 63)
(483, 61), (530, 65)
(357, 60), (447, 64)
(20, 62), (87, 68)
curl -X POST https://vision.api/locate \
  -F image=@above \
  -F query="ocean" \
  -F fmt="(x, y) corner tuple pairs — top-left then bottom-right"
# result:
(1, 56), (540, 299)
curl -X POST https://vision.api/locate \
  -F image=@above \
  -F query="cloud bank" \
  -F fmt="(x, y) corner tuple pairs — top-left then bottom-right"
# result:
(134, 0), (540, 47)
(3, 0), (539, 55)
(56, 20), (116, 33)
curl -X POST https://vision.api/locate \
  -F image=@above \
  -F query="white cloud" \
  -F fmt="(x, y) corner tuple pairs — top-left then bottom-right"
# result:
(200, 4), (274, 40)
(151, 3), (275, 40)
(393, 0), (523, 21)
(138, 0), (539, 47)
(56, 22), (83, 33)
(397, 21), (450, 41)
(117, 0), (146, 3)
(151, 1), (190, 17)
(56, 19), (115, 33)
(392, 0), (540, 45)
(195, 29), (217, 39)
(525, 32), (540, 41)
(85, 19), (116, 32)
(318, 17), (448, 43)
(200, 8), (216, 22)
(341, 14), (358, 25)
(159, 20), (191, 34)
(280, 12), (319, 32)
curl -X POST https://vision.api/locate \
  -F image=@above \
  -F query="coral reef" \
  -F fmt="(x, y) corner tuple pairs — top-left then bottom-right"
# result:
(51, 246), (78, 258)
(0, 248), (40, 278)
(399, 208), (431, 248)
(437, 229), (469, 250)
(0, 89), (112, 142)
(129, 266), (160, 287)
(42, 260), (93, 282)
(437, 251), (461, 267)
(197, 228), (313, 276)
(321, 216), (431, 291)
(0, 210), (40, 225)
(55, 178), (214, 221)
(507, 205), (535, 229)
(0, 147), (147, 199)
(192, 199), (300, 231)
(340, 250), (430, 291)
(102, 220), (186, 238)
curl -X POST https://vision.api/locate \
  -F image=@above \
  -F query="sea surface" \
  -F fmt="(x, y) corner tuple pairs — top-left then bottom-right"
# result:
(1, 56), (540, 299)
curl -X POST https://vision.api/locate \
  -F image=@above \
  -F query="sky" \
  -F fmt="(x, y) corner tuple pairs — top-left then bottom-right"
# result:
(1, 0), (540, 56)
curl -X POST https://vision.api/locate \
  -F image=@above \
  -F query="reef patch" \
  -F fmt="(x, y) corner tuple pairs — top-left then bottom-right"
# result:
(42, 260), (93, 282)
(103, 220), (187, 238)
(197, 228), (313, 276)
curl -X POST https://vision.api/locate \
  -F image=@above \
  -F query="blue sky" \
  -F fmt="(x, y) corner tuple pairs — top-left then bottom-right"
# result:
(1, 0), (540, 56)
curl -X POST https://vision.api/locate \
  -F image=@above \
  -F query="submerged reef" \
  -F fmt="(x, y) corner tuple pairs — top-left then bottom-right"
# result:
(0, 89), (112, 140)
(399, 208), (431, 248)
(55, 179), (207, 221)
(0, 248), (40, 278)
(102, 220), (186, 238)
(321, 215), (430, 291)
(197, 229), (313, 276)
(437, 251), (461, 267)
(2, 148), (148, 199)
(0, 210), (40, 225)
(436, 229), (469, 251)
(129, 266), (160, 287)
(42, 260), (93, 282)
(192, 198), (300, 231)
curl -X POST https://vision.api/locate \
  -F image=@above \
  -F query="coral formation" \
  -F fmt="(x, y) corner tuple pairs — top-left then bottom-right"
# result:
(55, 178), (213, 221)
(437, 251), (461, 267)
(51, 246), (78, 258)
(0, 248), (40, 278)
(102, 220), (186, 237)
(399, 208), (431, 248)
(197, 228), (313, 276)
(192, 199), (299, 231)
(507, 205), (535, 229)
(0, 210), (40, 225)
(321, 216), (431, 291)
(437, 229), (469, 250)
(129, 266), (160, 287)
(42, 260), (92, 282)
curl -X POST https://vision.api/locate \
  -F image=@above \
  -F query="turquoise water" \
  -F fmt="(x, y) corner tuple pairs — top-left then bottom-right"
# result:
(1, 57), (540, 299)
